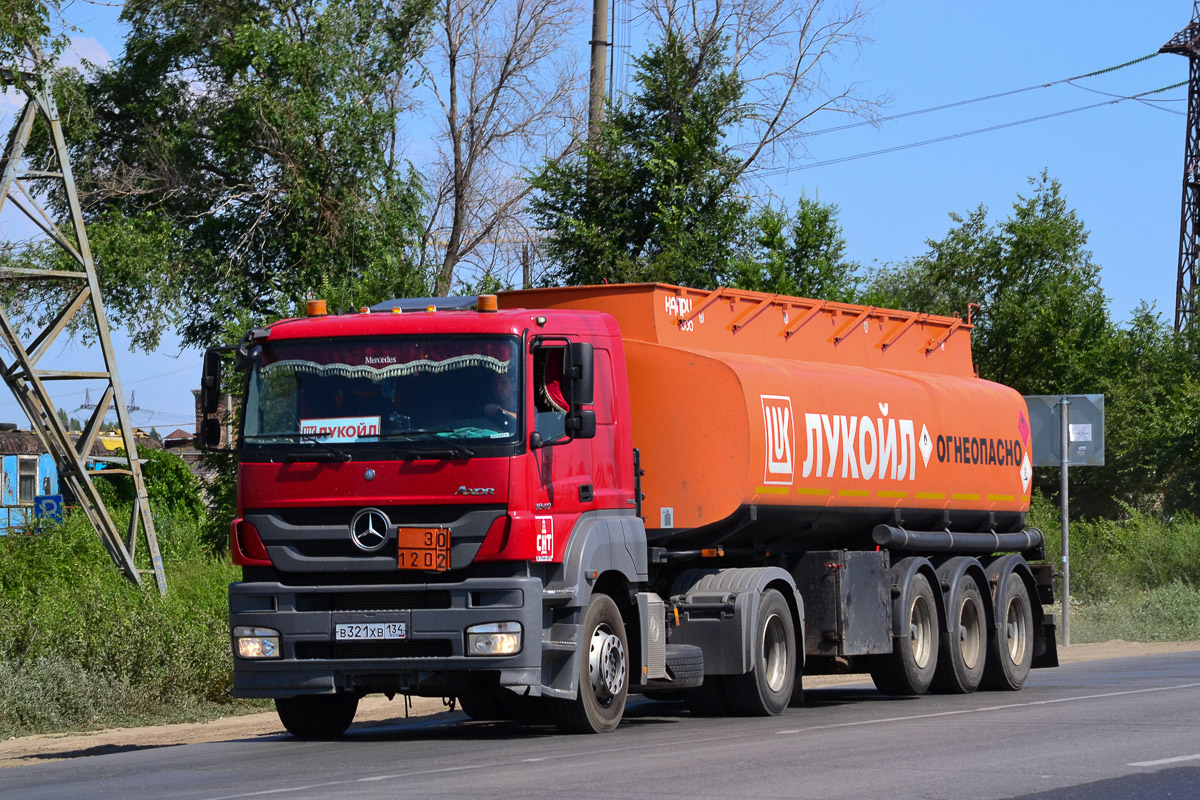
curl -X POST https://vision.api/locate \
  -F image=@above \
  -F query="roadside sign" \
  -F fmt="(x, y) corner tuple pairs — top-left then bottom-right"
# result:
(1024, 394), (1105, 467)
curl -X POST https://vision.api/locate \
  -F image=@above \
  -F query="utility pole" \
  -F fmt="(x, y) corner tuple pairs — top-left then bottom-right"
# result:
(1163, 1), (1200, 332)
(588, 0), (609, 141)
(0, 66), (167, 594)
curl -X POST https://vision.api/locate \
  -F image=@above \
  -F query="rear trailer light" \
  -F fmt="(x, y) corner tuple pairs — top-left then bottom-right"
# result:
(234, 626), (281, 659)
(466, 622), (522, 656)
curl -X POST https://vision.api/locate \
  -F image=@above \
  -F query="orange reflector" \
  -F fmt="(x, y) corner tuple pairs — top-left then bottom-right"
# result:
(359, 307), (370, 314)
(306, 299), (328, 316)
(478, 294), (499, 312)
(673, 607), (680, 625)
(701, 547), (724, 558)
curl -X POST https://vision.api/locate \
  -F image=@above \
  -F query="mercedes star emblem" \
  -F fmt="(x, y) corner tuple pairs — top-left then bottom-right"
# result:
(349, 508), (390, 552)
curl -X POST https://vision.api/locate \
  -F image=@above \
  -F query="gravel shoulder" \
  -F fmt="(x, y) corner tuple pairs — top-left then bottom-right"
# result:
(2, 639), (1196, 770)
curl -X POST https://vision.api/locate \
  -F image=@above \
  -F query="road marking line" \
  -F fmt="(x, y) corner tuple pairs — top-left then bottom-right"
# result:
(775, 682), (1200, 735)
(1129, 753), (1200, 767)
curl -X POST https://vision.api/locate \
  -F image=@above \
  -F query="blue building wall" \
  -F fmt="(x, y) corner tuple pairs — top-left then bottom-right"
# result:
(0, 452), (61, 533)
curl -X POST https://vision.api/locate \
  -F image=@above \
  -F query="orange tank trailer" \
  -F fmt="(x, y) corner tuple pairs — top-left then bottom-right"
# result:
(500, 283), (1032, 547)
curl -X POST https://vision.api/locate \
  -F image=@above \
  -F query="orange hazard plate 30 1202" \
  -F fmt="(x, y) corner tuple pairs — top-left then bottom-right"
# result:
(396, 527), (451, 571)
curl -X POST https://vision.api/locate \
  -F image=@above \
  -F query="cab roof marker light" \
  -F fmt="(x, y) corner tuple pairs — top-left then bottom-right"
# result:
(477, 294), (499, 313)
(307, 299), (328, 316)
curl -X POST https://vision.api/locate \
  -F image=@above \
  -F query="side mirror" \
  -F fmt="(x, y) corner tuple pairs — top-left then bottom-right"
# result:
(201, 348), (222, 415)
(199, 417), (222, 450)
(565, 409), (596, 439)
(564, 342), (594, 405)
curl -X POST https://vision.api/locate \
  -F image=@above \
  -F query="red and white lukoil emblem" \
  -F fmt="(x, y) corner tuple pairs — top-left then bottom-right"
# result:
(761, 395), (795, 484)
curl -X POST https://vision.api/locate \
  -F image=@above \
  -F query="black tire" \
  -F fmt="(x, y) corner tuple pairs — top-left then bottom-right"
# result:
(725, 589), (796, 716)
(931, 578), (987, 694)
(275, 693), (359, 738)
(982, 573), (1034, 691)
(870, 571), (940, 696)
(665, 644), (704, 687)
(550, 593), (628, 733)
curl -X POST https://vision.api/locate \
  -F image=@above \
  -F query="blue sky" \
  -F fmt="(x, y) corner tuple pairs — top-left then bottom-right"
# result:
(0, 0), (1193, 432)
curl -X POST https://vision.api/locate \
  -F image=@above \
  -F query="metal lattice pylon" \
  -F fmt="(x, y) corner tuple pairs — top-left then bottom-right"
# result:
(0, 66), (166, 594)
(1163, 1), (1200, 333)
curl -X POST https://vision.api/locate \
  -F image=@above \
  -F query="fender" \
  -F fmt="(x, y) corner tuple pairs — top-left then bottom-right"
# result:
(539, 510), (648, 699)
(933, 556), (993, 634)
(669, 567), (805, 675)
(887, 556), (946, 640)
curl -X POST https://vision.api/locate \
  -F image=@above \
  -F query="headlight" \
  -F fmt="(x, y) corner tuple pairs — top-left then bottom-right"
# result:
(234, 626), (281, 659)
(466, 622), (522, 656)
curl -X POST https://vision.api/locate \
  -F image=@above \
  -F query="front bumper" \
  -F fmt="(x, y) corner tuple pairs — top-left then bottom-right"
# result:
(229, 573), (544, 698)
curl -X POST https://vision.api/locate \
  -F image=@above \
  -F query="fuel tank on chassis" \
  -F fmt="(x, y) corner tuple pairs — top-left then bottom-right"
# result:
(500, 284), (1034, 551)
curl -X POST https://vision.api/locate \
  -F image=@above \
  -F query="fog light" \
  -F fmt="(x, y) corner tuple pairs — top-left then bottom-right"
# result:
(466, 622), (522, 656)
(234, 626), (281, 659)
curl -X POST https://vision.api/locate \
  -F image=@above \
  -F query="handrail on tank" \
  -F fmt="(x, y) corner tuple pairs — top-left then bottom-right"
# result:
(781, 300), (829, 339)
(678, 286), (731, 325)
(924, 317), (964, 354)
(830, 306), (876, 344)
(728, 294), (779, 333)
(878, 312), (928, 351)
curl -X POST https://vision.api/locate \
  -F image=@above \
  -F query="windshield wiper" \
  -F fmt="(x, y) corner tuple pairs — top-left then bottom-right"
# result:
(376, 429), (476, 460)
(244, 432), (352, 462)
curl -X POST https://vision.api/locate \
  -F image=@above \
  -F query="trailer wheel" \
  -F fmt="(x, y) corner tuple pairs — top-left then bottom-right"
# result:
(725, 589), (795, 716)
(982, 573), (1033, 691)
(275, 693), (359, 738)
(931, 578), (986, 694)
(870, 572), (939, 696)
(551, 593), (628, 733)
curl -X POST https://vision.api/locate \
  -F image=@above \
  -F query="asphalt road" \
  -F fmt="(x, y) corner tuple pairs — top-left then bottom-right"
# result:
(3, 652), (1199, 800)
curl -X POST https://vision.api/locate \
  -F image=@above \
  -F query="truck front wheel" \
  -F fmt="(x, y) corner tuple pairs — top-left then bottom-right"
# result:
(275, 693), (359, 738)
(551, 593), (628, 734)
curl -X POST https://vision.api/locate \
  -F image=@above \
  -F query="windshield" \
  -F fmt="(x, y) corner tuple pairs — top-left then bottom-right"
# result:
(242, 335), (521, 458)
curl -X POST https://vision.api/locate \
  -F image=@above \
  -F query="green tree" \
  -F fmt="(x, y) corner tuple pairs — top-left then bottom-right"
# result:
(732, 195), (860, 301)
(530, 32), (751, 288)
(864, 173), (1108, 394)
(24, 0), (435, 351)
(1072, 305), (1200, 517)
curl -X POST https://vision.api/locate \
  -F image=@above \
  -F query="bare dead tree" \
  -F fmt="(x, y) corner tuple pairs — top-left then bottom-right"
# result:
(644, 0), (877, 192)
(416, 0), (584, 295)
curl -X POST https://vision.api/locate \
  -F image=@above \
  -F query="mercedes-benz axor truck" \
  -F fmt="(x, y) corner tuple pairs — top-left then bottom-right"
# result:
(200, 283), (1057, 736)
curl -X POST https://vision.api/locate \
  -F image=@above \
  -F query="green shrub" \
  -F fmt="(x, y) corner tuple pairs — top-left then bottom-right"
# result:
(0, 507), (248, 738)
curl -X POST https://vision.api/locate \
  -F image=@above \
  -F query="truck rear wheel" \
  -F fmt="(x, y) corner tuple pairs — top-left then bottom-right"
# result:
(982, 573), (1033, 691)
(870, 572), (939, 696)
(931, 578), (986, 694)
(724, 589), (795, 716)
(551, 593), (628, 733)
(275, 693), (359, 738)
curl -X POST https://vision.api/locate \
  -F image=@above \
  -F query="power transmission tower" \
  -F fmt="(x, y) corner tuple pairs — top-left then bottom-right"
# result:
(0, 66), (166, 594)
(1163, 1), (1200, 332)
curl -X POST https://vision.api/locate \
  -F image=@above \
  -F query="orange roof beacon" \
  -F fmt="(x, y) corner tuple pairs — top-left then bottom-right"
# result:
(206, 283), (1056, 738)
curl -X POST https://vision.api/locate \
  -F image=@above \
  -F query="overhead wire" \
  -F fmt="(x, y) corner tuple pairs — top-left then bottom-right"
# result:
(769, 82), (1187, 175)
(801, 51), (1167, 138)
